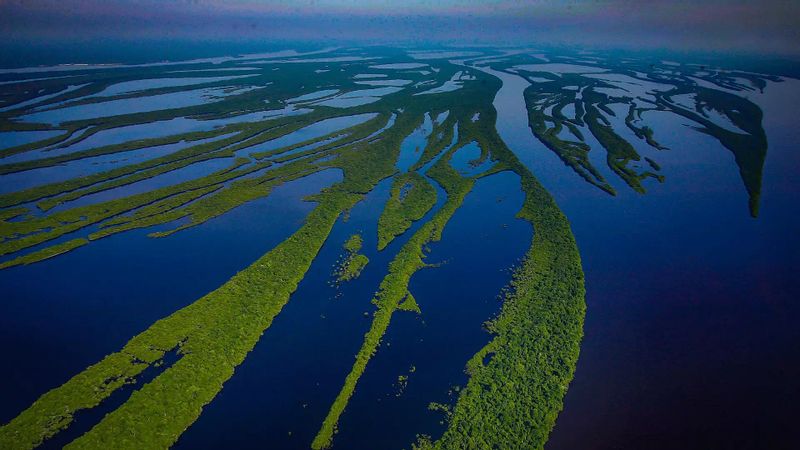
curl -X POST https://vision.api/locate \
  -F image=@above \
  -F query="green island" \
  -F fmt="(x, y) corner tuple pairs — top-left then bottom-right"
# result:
(377, 172), (437, 250)
(334, 234), (370, 282)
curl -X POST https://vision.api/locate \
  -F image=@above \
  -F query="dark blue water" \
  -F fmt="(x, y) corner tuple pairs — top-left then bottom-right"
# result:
(548, 82), (800, 450)
(333, 171), (530, 449)
(173, 168), (529, 449)
(0, 130), (62, 151)
(482, 65), (800, 450)
(173, 169), (444, 449)
(0, 169), (342, 426)
(173, 176), (398, 450)
(449, 141), (495, 177)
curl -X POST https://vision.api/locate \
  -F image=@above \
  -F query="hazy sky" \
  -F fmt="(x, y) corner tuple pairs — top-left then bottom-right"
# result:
(1, 0), (798, 54)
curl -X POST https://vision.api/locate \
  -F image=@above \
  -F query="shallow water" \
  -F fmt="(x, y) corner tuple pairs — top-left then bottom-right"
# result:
(287, 89), (340, 103)
(408, 51), (483, 60)
(95, 74), (258, 97)
(514, 63), (610, 75)
(337, 86), (403, 99)
(313, 97), (381, 108)
(370, 63), (428, 70)
(355, 79), (412, 87)
(20, 85), (258, 125)
(0, 105), (315, 165)
(47, 156), (236, 213)
(0, 83), (90, 113)
(237, 113), (377, 158)
(0, 134), (231, 194)
(0, 48), (339, 75)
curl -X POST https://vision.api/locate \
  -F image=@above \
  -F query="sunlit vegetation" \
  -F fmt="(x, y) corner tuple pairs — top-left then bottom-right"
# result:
(343, 233), (363, 253)
(334, 233), (369, 282)
(396, 374), (409, 396)
(377, 172), (437, 250)
(0, 116), (422, 443)
(0, 189), (359, 449)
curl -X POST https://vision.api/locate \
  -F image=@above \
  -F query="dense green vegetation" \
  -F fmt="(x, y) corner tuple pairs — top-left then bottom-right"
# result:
(343, 233), (363, 253)
(0, 238), (88, 270)
(334, 234), (370, 282)
(656, 86), (768, 217)
(312, 85), (588, 450)
(376, 172), (437, 250)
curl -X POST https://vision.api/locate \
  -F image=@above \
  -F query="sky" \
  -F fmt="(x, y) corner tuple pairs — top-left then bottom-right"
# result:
(1, 0), (798, 55)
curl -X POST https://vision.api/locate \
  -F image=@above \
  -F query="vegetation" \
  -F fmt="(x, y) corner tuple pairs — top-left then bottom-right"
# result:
(312, 139), (476, 450)
(0, 238), (88, 270)
(656, 86), (768, 217)
(502, 52), (772, 216)
(312, 82), (584, 449)
(376, 172), (437, 250)
(343, 233), (363, 253)
(0, 190), (358, 449)
(416, 128), (586, 450)
(334, 234), (369, 282)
